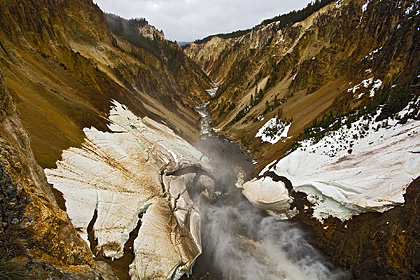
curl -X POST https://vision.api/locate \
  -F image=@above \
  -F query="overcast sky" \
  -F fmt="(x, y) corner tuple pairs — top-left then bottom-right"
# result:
(93, 0), (312, 42)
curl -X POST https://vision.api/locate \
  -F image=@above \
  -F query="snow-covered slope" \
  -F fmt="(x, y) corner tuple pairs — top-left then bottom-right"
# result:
(45, 101), (210, 279)
(253, 98), (420, 221)
(255, 116), (292, 144)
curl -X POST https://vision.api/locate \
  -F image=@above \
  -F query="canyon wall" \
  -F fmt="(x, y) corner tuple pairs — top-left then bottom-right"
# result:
(186, 0), (420, 278)
(0, 0), (212, 169)
(0, 0), (213, 278)
(0, 68), (98, 278)
(186, 0), (419, 168)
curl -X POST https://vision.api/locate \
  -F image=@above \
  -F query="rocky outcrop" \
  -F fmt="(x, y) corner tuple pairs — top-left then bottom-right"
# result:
(0, 68), (97, 278)
(138, 23), (165, 40)
(104, 14), (165, 41)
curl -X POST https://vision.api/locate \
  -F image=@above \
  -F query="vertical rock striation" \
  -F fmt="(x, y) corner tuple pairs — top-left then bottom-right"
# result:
(0, 0), (213, 169)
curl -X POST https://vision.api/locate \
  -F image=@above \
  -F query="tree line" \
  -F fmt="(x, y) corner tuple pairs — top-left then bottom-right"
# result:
(192, 0), (335, 45)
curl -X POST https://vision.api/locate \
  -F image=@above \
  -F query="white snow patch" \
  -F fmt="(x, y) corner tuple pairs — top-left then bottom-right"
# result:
(206, 86), (219, 98)
(363, 47), (383, 60)
(167, 149), (178, 163)
(259, 160), (278, 176)
(256, 115), (264, 121)
(268, 101), (420, 221)
(275, 36), (285, 45)
(405, 2), (417, 15)
(362, 0), (370, 12)
(242, 177), (296, 219)
(369, 79), (382, 97)
(256, 116), (291, 144)
(347, 77), (382, 99)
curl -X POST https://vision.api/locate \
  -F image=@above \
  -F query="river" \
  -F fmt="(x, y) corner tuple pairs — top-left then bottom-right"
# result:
(181, 104), (347, 280)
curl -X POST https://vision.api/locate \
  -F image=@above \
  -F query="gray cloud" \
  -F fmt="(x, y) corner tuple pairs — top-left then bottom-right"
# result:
(93, 0), (312, 42)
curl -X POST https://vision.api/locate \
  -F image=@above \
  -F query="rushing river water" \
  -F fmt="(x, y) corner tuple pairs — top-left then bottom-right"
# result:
(182, 104), (347, 280)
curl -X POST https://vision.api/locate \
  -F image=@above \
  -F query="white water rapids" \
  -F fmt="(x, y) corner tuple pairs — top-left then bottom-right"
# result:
(186, 104), (348, 280)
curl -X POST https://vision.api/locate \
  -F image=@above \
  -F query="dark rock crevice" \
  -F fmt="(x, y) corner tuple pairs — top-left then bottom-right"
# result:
(90, 209), (144, 280)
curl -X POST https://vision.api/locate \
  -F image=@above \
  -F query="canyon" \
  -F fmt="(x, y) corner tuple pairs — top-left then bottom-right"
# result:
(0, 0), (419, 279)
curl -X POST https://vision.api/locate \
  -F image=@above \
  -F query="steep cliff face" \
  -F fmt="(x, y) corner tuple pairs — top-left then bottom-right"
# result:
(186, 0), (419, 167)
(0, 68), (98, 278)
(1, 0), (418, 278)
(0, 0), (212, 169)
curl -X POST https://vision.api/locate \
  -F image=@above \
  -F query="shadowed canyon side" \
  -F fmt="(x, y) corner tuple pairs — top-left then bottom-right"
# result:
(186, 0), (420, 278)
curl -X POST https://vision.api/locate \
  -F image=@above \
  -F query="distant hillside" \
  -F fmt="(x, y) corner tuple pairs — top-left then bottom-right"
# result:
(104, 13), (212, 83)
(190, 0), (334, 45)
(104, 14), (161, 56)
(177, 41), (192, 47)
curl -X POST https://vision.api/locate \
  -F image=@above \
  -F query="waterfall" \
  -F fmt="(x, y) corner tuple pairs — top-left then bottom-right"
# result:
(185, 104), (348, 280)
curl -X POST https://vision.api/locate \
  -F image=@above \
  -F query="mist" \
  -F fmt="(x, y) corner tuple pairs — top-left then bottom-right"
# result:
(197, 198), (348, 280)
(188, 105), (348, 280)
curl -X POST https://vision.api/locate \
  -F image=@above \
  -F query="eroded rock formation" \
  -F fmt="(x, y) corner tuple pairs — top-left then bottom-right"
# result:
(0, 0), (212, 169)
